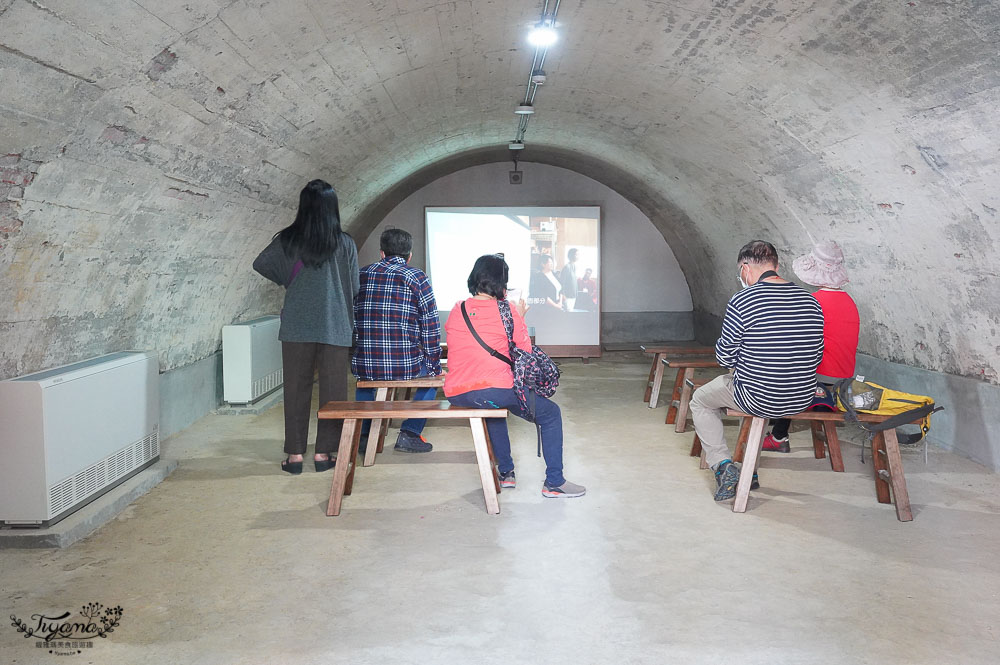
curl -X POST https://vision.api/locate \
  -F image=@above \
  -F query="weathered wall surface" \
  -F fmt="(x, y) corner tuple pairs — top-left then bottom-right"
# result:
(1, 0), (998, 399)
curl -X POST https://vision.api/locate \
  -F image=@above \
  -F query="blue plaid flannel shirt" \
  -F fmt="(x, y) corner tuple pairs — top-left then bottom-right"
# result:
(351, 256), (442, 380)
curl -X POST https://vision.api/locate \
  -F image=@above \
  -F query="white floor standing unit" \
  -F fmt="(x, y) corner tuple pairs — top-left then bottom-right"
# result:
(222, 315), (283, 404)
(0, 351), (160, 527)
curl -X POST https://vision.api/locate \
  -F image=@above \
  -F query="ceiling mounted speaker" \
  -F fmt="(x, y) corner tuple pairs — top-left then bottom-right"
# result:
(509, 171), (523, 185)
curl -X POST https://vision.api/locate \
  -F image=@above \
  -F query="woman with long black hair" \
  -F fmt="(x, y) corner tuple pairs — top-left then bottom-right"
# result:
(253, 180), (359, 474)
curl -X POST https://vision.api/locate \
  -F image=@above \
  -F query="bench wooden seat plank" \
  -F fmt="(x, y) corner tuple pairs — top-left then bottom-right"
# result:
(724, 408), (914, 522)
(318, 400), (508, 516)
(641, 345), (715, 406)
(640, 344), (716, 355)
(322, 401), (496, 419)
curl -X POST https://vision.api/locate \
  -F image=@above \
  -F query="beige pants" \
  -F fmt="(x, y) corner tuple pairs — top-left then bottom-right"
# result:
(689, 374), (741, 469)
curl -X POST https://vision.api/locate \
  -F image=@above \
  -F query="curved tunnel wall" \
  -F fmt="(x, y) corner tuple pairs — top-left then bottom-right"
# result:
(0, 0), (997, 460)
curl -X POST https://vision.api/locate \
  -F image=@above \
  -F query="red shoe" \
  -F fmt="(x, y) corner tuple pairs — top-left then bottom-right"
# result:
(762, 434), (790, 453)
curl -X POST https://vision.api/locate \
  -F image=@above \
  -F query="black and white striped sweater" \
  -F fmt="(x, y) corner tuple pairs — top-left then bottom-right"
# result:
(716, 282), (825, 418)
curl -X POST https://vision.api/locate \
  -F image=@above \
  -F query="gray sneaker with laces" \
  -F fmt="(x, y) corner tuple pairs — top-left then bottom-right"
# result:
(542, 480), (586, 498)
(713, 461), (741, 501)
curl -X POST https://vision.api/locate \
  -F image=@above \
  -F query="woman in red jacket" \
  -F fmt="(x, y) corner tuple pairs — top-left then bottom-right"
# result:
(444, 255), (586, 498)
(763, 240), (860, 451)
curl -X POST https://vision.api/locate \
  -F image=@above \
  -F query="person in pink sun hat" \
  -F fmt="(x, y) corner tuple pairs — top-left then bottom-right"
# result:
(762, 240), (860, 453)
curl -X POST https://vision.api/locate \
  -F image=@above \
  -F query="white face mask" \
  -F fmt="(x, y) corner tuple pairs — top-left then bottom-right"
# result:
(738, 264), (750, 289)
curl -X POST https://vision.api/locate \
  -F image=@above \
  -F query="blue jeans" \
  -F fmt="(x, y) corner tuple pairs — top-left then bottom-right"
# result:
(355, 367), (437, 436)
(447, 387), (565, 487)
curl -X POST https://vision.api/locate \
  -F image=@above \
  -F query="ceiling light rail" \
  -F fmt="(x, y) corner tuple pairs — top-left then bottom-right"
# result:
(509, 0), (561, 151)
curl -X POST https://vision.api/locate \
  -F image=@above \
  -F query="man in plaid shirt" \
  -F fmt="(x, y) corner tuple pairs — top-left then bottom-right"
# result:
(352, 228), (443, 452)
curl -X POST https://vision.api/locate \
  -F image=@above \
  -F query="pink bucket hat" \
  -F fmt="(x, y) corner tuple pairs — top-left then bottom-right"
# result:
(792, 240), (849, 288)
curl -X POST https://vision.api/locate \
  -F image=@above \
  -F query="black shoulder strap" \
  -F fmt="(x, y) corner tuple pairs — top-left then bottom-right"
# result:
(864, 404), (942, 433)
(461, 302), (514, 368)
(756, 270), (779, 283)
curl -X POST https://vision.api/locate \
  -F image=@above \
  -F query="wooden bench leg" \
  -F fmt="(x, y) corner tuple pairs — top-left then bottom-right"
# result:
(344, 419), (363, 495)
(811, 421), (825, 459)
(733, 417), (767, 513)
(364, 387), (390, 467)
(378, 388), (396, 428)
(649, 353), (668, 409)
(376, 388), (394, 452)
(664, 368), (684, 422)
(871, 432), (892, 505)
(689, 433), (702, 458)
(644, 356), (657, 403)
(469, 418), (500, 514)
(485, 426), (500, 493)
(881, 428), (913, 522)
(733, 417), (752, 463)
(326, 419), (359, 516)
(689, 433), (709, 468)
(673, 368), (696, 433)
(823, 421), (845, 472)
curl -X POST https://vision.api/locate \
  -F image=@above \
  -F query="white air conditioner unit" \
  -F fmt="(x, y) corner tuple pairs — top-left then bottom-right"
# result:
(222, 315), (282, 404)
(0, 351), (160, 527)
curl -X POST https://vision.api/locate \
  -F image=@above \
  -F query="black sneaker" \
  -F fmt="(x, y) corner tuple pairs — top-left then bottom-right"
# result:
(394, 430), (432, 453)
(499, 470), (516, 489)
(750, 473), (760, 491)
(713, 461), (741, 501)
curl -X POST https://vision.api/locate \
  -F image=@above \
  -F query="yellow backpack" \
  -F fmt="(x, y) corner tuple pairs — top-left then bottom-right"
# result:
(833, 378), (942, 444)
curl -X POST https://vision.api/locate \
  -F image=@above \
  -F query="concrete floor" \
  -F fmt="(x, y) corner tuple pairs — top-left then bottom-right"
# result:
(2, 354), (999, 664)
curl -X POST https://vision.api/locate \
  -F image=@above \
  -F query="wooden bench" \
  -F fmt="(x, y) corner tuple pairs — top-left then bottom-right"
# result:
(355, 376), (447, 467)
(689, 411), (845, 472)
(660, 356), (721, 424)
(721, 409), (914, 521)
(641, 344), (715, 408)
(317, 400), (508, 516)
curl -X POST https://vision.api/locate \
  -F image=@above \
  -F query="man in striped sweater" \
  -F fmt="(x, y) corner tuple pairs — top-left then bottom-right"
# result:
(690, 240), (825, 501)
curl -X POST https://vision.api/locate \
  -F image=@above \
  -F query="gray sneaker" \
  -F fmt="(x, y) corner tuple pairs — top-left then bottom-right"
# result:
(498, 470), (516, 489)
(542, 480), (586, 498)
(394, 430), (432, 453)
(713, 461), (741, 501)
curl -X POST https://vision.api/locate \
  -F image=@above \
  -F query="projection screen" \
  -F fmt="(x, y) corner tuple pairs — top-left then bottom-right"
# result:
(425, 206), (601, 357)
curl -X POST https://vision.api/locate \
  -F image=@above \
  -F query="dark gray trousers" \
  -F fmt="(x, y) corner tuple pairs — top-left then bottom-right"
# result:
(281, 342), (349, 455)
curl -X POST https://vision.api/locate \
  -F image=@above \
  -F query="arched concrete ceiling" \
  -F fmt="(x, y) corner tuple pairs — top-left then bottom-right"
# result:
(0, 0), (997, 383)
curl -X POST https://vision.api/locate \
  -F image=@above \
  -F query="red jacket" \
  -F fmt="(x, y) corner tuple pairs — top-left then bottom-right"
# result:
(443, 298), (532, 397)
(813, 289), (860, 379)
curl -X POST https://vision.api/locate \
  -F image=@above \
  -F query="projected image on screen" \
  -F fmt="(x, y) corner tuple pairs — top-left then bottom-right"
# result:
(426, 206), (600, 352)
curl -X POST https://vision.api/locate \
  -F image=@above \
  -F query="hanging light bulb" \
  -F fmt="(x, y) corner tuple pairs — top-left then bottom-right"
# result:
(527, 19), (557, 48)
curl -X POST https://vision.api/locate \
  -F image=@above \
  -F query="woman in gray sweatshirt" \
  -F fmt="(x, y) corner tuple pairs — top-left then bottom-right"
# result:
(253, 180), (360, 474)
